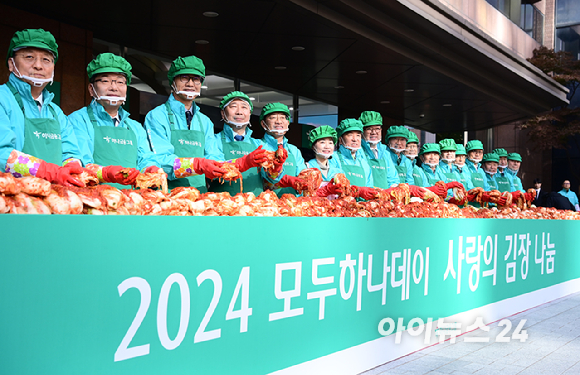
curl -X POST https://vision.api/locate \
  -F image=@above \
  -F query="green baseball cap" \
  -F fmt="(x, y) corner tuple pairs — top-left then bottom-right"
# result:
(385, 125), (409, 141)
(167, 55), (205, 84)
(407, 131), (419, 144)
(466, 140), (484, 152)
(337, 118), (363, 138)
(493, 148), (508, 157)
(359, 111), (382, 127)
(419, 143), (441, 155)
(220, 91), (253, 111)
(309, 125), (337, 147)
(6, 28), (58, 66)
(439, 138), (457, 151)
(507, 152), (522, 162)
(87, 53), (132, 84)
(260, 102), (290, 122)
(455, 144), (467, 156)
(482, 153), (500, 163)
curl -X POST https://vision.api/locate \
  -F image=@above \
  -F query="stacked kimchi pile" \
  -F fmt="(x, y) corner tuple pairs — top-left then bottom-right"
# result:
(0, 172), (578, 219)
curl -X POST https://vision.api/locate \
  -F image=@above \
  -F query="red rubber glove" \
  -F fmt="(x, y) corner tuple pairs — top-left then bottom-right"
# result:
(102, 165), (139, 185)
(353, 186), (379, 200)
(36, 161), (84, 187)
(445, 181), (464, 190)
(408, 184), (425, 199)
(511, 191), (522, 201)
(192, 158), (226, 180)
(448, 196), (467, 205)
(523, 192), (535, 202)
(316, 181), (342, 197)
(278, 175), (305, 190)
(497, 196), (508, 206)
(427, 183), (447, 197)
(235, 145), (268, 172)
(272, 145), (288, 174)
(144, 166), (164, 174)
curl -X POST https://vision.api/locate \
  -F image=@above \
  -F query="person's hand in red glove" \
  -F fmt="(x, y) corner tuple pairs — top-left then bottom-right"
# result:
(523, 192), (535, 202)
(408, 184), (426, 199)
(316, 181), (342, 197)
(511, 191), (522, 201)
(427, 183), (447, 197)
(445, 181), (464, 190)
(448, 196), (467, 205)
(192, 158), (226, 180)
(278, 175), (305, 191)
(235, 145), (268, 172)
(272, 145), (288, 174)
(102, 165), (140, 185)
(36, 161), (84, 187)
(497, 196), (508, 206)
(352, 186), (379, 200)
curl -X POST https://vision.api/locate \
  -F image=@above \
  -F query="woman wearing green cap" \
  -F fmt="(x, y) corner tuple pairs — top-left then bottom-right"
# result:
(145, 55), (226, 192)
(385, 126), (414, 184)
(68, 53), (162, 188)
(209, 91), (283, 195)
(0, 28), (89, 186)
(464, 140), (486, 190)
(259, 102), (307, 196)
(359, 111), (398, 188)
(505, 153), (525, 193)
(491, 148), (512, 193)
(403, 131), (424, 186)
(329, 118), (373, 188)
(453, 144), (474, 190)
(438, 139), (461, 183)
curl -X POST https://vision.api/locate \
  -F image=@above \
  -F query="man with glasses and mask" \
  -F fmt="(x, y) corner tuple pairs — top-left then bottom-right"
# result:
(384, 125), (414, 184)
(359, 111), (398, 188)
(69, 53), (160, 188)
(258, 102), (306, 196)
(0, 29), (90, 186)
(145, 55), (226, 192)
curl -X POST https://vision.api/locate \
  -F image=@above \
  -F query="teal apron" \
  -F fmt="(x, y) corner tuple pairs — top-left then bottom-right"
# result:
(485, 174), (498, 190)
(88, 105), (138, 190)
(496, 175), (511, 193)
(395, 164), (407, 183)
(7, 82), (61, 164)
(273, 150), (297, 197)
(470, 168), (485, 207)
(367, 158), (390, 189)
(412, 166), (424, 186)
(209, 132), (263, 196)
(338, 153), (366, 187)
(456, 169), (468, 187)
(426, 169), (441, 186)
(165, 103), (207, 193)
(512, 177), (523, 192)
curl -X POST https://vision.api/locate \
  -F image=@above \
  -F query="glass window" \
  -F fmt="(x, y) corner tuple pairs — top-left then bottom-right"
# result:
(555, 25), (580, 60)
(556, 0), (580, 27)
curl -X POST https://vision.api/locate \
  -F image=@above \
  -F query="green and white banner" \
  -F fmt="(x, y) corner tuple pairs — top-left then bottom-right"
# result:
(0, 216), (578, 374)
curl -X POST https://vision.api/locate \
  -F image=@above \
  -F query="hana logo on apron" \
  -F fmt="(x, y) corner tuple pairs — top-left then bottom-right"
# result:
(178, 139), (202, 147)
(33, 131), (60, 140)
(103, 136), (133, 145)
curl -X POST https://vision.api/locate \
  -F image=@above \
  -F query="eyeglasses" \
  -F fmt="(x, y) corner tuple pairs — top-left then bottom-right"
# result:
(365, 127), (382, 133)
(15, 53), (54, 66)
(177, 75), (203, 84)
(94, 78), (127, 86)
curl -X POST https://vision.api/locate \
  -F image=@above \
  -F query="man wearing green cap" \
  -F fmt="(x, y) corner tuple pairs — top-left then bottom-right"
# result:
(403, 131), (424, 186)
(385, 126), (414, 184)
(453, 144), (474, 190)
(1, 28), (89, 186)
(259, 102), (307, 196)
(209, 91), (282, 195)
(491, 148), (512, 192)
(359, 111), (398, 188)
(145, 55), (226, 192)
(438, 139), (461, 183)
(505, 153), (525, 193)
(68, 53), (161, 188)
(481, 153), (501, 190)
(330, 119), (373, 187)
(464, 140), (486, 190)
(417, 143), (448, 186)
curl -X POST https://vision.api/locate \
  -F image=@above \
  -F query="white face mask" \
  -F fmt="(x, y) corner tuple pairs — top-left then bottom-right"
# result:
(389, 146), (406, 153)
(11, 58), (53, 87)
(366, 139), (381, 145)
(90, 84), (126, 106)
(499, 163), (508, 168)
(224, 115), (250, 128)
(172, 83), (200, 100)
(262, 122), (288, 136)
(343, 144), (361, 152)
(314, 149), (332, 159)
(423, 162), (439, 168)
(442, 158), (455, 163)
(469, 158), (482, 164)
(485, 170), (497, 176)
(406, 154), (418, 160)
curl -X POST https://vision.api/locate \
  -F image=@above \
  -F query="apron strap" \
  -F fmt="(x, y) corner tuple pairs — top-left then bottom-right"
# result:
(165, 102), (177, 131)
(88, 103), (136, 136)
(7, 81), (58, 120)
